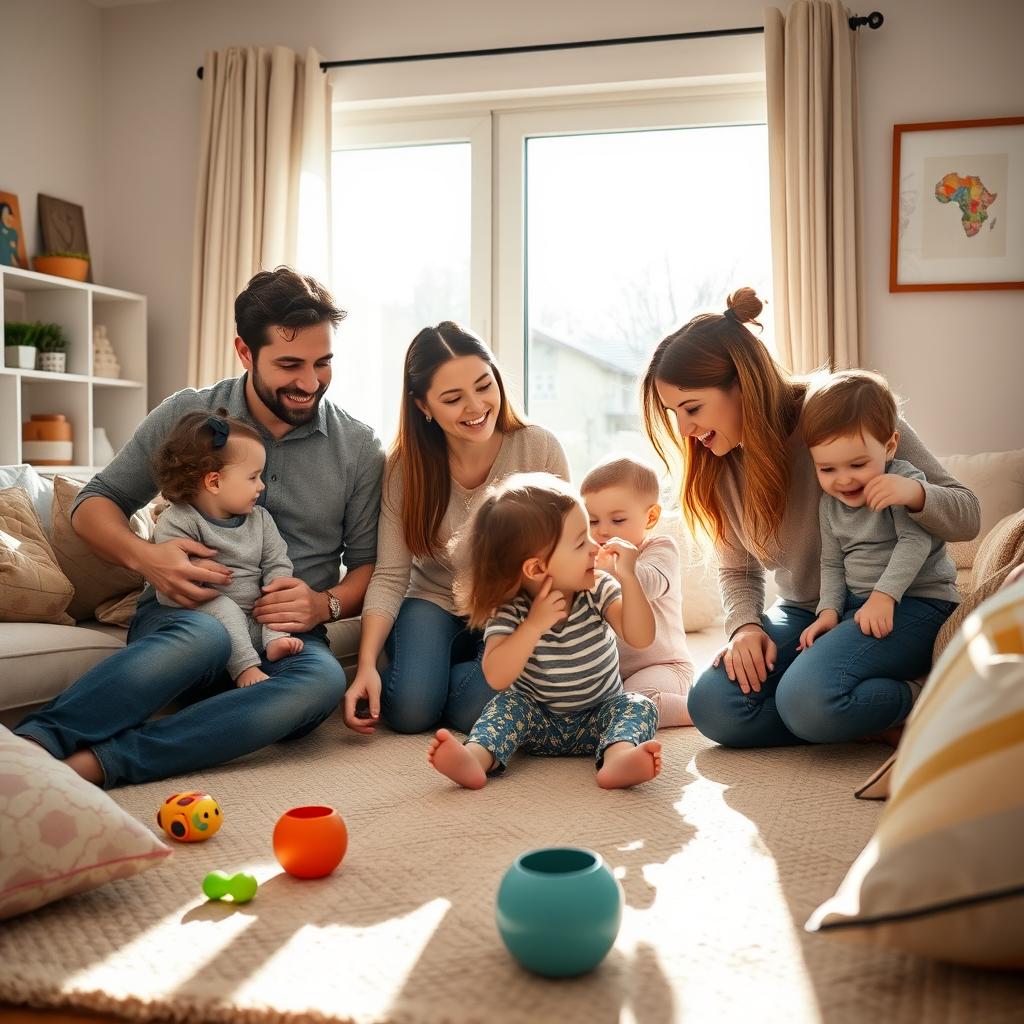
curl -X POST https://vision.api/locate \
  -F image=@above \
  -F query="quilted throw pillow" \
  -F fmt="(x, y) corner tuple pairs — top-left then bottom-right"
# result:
(807, 578), (1024, 967)
(49, 475), (146, 622)
(0, 726), (171, 919)
(0, 486), (74, 625)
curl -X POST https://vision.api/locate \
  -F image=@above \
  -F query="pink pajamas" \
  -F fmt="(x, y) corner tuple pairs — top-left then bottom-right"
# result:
(623, 662), (694, 728)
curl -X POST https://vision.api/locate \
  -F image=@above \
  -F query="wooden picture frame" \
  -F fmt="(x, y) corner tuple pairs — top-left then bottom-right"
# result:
(0, 191), (29, 270)
(889, 116), (1024, 292)
(37, 194), (92, 282)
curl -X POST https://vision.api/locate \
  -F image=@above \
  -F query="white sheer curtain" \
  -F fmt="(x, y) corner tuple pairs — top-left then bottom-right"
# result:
(765, 0), (861, 372)
(188, 46), (332, 388)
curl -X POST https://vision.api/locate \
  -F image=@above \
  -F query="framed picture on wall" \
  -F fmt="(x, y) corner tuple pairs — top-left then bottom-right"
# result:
(0, 191), (29, 269)
(889, 116), (1024, 292)
(37, 194), (92, 282)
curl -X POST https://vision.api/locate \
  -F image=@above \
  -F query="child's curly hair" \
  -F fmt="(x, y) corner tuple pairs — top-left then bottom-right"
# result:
(153, 409), (263, 504)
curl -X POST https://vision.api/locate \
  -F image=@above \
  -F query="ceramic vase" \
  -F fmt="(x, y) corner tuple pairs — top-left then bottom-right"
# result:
(22, 413), (73, 466)
(92, 427), (115, 466)
(495, 847), (623, 977)
(272, 806), (348, 879)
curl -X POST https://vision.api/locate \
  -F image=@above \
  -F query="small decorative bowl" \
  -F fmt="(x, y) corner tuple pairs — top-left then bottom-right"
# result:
(272, 805), (348, 879)
(496, 847), (623, 977)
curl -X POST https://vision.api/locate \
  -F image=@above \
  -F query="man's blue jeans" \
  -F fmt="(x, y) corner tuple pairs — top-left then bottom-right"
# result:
(687, 593), (957, 747)
(14, 596), (347, 787)
(379, 598), (494, 734)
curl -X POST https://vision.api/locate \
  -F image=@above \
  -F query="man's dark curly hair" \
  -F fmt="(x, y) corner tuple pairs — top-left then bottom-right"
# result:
(153, 409), (262, 504)
(234, 266), (346, 360)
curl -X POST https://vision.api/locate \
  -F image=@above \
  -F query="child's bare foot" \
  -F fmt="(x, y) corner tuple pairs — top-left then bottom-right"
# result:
(236, 666), (269, 688)
(266, 636), (304, 662)
(427, 729), (489, 789)
(597, 740), (662, 789)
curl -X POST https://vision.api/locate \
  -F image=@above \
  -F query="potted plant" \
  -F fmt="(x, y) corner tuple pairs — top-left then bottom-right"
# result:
(35, 322), (68, 373)
(4, 320), (43, 369)
(32, 251), (90, 282)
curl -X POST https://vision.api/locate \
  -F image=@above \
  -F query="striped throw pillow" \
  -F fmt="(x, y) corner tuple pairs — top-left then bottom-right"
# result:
(806, 577), (1024, 967)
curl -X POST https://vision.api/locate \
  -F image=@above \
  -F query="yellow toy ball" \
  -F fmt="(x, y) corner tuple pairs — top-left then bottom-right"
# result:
(156, 791), (222, 842)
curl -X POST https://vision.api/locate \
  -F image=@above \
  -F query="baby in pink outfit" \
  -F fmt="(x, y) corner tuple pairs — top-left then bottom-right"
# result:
(582, 456), (695, 727)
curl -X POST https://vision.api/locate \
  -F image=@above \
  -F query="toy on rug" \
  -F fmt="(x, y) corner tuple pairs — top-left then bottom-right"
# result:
(272, 805), (348, 879)
(156, 791), (223, 842)
(496, 847), (623, 977)
(202, 870), (258, 904)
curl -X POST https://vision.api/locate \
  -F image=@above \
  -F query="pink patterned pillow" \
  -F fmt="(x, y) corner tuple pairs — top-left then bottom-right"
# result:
(0, 726), (171, 919)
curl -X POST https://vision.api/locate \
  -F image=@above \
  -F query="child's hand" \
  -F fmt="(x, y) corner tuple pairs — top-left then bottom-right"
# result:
(797, 609), (839, 650)
(863, 473), (925, 512)
(595, 538), (640, 579)
(526, 576), (567, 634)
(854, 591), (896, 638)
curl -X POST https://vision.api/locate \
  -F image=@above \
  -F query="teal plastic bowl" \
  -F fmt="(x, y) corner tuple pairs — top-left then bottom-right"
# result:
(496, 847), (623, 977)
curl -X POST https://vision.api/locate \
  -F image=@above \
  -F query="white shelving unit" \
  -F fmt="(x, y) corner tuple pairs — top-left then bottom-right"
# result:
(1, 265), (146, 476)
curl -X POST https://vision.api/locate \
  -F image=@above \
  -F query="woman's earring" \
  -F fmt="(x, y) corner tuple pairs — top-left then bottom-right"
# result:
(425, 412), (432, 423)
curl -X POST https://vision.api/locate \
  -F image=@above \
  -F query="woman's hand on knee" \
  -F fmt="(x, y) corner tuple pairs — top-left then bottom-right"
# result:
(343, 666), (382, 734)
(713, 625), (776, 694)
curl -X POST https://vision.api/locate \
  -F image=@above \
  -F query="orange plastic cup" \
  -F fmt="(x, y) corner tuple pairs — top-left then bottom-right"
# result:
(272, 806), (348, 879)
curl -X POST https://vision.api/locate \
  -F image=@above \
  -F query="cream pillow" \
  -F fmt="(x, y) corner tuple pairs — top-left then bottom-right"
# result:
(49, 476), (146, 622)
(0, 726), (171, 919)
(0, 486), (74, 625)
(651, 513), (724, 633)
(939, 448), (1024, 568)
(807, 578), (1024, 967)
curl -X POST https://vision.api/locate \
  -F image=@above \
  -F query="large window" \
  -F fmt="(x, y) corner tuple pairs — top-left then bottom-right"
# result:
(332, 89), (771, 475)
(524, 124), (772, 477)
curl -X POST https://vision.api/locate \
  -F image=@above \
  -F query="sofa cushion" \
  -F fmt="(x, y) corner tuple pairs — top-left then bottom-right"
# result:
(807, 578), (1024, 968)
(939, 448), (1024, 568)
(934, 508), (1024, 660)
(50, 476), (146, 623)
(0, 465), (53, 537)
(0, 621), (126, 717)
(0, 725), (171, 920)
(651, 513), (723, 632)
(0, 487), (74, 626)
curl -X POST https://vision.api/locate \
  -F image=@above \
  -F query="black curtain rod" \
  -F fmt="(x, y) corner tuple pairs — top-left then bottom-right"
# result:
(196, 13), (883, 80)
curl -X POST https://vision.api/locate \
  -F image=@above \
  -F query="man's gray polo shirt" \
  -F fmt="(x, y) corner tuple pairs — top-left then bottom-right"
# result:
(72, 374), (385, 594)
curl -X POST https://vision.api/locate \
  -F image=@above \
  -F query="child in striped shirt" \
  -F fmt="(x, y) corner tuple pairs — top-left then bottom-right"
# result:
(427, 472), (664, 790)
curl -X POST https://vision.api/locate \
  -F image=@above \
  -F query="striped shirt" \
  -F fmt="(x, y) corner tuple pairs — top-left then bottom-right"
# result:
(483, 573), (624, 713)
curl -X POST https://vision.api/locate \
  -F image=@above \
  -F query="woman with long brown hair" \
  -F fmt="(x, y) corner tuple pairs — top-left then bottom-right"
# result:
(641, 287), (979, 746)
(343, 322), (569, 735)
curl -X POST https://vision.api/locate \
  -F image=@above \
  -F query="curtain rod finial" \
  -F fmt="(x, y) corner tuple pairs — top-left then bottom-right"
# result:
(849, 11), (884, 30)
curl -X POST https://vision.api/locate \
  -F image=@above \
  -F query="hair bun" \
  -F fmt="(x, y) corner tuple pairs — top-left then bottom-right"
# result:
(725, 286), (764, 325)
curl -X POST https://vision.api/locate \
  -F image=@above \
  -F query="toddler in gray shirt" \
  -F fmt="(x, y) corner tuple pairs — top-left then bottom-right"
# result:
(152, 410), (303, 687)
(798, 370), (959, 653)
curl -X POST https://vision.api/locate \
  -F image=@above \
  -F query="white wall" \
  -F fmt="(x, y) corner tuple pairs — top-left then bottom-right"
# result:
(17, 0), (1023, 456)
(858, 0), (1024, 455)
(0, 0), (105, 276)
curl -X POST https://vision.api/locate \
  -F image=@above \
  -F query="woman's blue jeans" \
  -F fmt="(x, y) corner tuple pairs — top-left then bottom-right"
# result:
(379, 598), (494, 734)
(687, 593), (957, 747)
(14, 595), (347, 787)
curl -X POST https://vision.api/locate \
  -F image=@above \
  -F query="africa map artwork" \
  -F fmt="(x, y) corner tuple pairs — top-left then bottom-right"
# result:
(934, 172), (998, 237)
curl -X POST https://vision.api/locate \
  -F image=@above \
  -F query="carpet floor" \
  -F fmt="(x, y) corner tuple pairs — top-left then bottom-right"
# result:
(2, 711), (1023, 1023)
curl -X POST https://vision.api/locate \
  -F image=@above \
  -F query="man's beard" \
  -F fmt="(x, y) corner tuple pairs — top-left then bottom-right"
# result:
(251, 365), (327, 426)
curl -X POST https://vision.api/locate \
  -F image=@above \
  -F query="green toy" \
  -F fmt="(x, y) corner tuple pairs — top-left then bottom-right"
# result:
(202, 870), (258, 904)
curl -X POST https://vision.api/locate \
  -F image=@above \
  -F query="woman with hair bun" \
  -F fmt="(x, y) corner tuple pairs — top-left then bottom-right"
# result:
(640, 287), (979, 747)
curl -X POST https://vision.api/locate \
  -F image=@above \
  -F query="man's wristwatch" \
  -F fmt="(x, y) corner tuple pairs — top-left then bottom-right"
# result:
(325, 592), (343, 622)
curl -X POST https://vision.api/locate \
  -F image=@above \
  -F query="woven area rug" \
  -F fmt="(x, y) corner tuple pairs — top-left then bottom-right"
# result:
(1, 719), (1022, 1024)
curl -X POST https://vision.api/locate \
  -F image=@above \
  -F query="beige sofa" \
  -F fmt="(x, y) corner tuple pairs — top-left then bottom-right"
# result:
(3, 449), (1023, 728)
